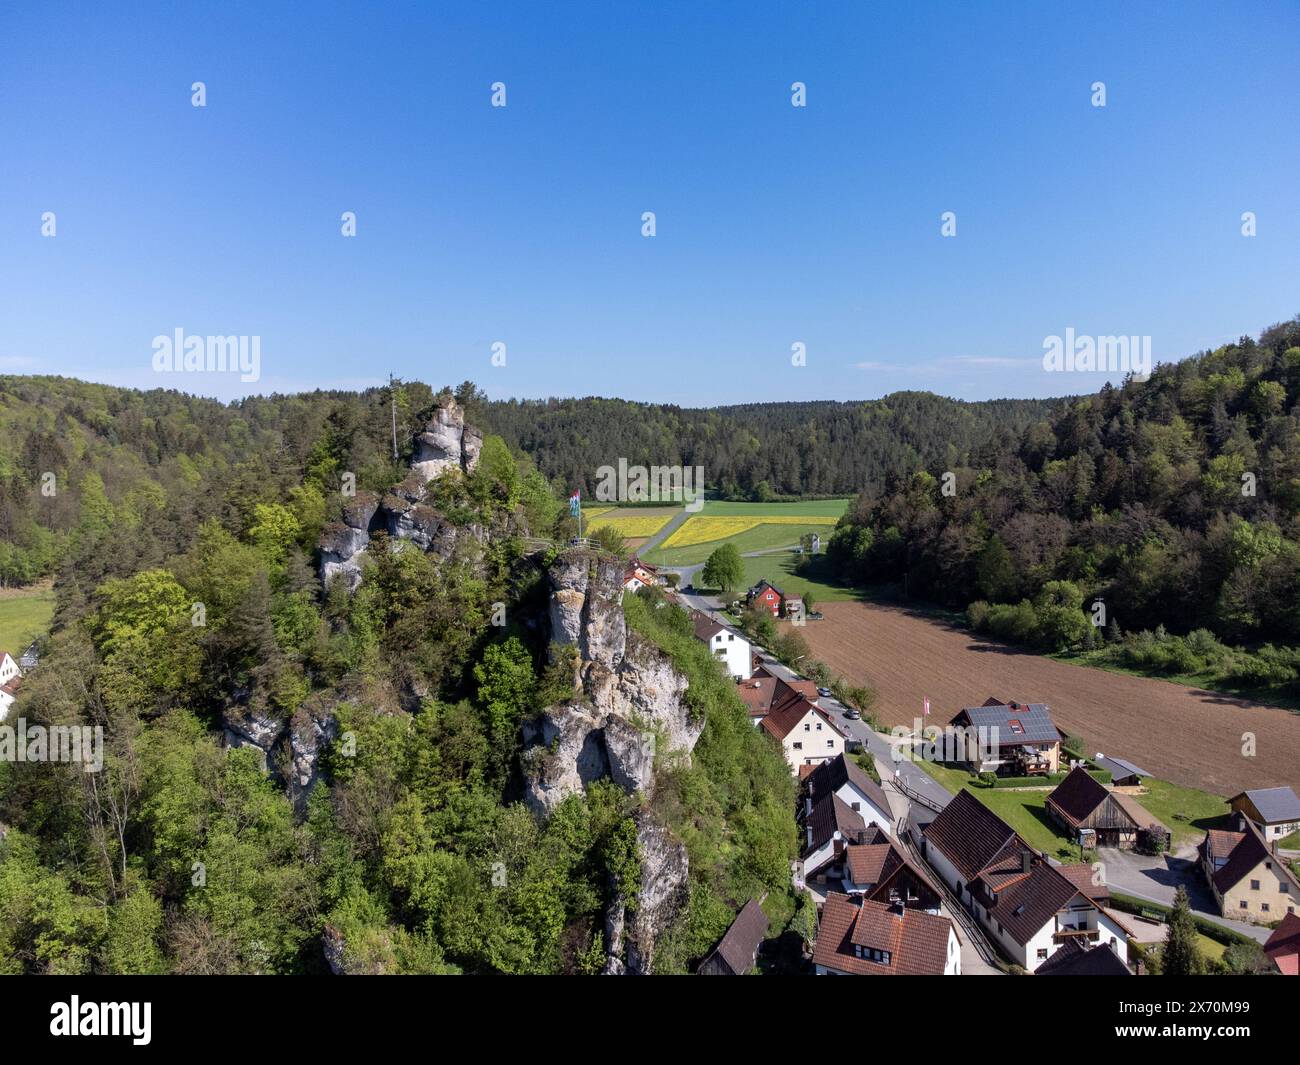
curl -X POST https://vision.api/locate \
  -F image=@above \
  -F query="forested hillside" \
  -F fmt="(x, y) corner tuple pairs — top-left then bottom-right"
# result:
(481, 392), (1066, 500)
(0, 384), (798, 974)
(828, 317), (1300, 698)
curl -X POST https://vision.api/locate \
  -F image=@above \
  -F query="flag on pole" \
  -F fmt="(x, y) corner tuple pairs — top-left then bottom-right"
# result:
(923, 696), (930, 717)
(568, 489), (581, 517)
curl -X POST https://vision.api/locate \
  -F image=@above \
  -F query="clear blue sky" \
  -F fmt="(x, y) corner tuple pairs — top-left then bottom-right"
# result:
(1, 1), (1297, 404)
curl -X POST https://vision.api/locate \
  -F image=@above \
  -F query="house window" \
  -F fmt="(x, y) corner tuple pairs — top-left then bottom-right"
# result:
(826, 740), (834, 748)
(804, 723), (811, 732)
(1262, 903), (1270, 913)
(1037, 948), (1048, 960)
(1239, 900), (1248, 909)
(1250, 879), (1260, 891)
(793, 742), (803, 750)
(816, 722), (823, 731)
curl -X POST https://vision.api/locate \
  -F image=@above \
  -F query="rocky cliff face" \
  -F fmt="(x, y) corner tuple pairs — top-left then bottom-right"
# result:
(317, 395), (483, 589)
(523, 549), (702, 974)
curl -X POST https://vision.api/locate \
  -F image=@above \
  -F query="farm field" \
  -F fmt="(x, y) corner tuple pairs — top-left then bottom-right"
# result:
(792, 600), (1300, 797)
(0, 585), (55, 655)
(643, 498), (850, 566)
(584, 506), (678, 540)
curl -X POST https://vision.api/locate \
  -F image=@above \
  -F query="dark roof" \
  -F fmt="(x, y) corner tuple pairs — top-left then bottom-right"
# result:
(805, 793), (868, 855)
(1036, 939), (1131, 976)
(921, 790), (1020, 882)
(986, 862), (1088, 947)
(812, 893), (954, 976)
(690, 611), (726, 641)
(804, 754), (891, 821)
(752, 579), (784, 597)
(1045, 766), (1110, 827)
(1093, 754), (1150, 780)
(951, 701), (1060, 746)
(1233, 786), (1300, 824)
(700, 899), (769, 975)
(1264, 912), (1300, 962)
(1203, 818), (1300, 896)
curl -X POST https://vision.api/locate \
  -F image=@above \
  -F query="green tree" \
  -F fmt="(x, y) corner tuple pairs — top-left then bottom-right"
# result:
(1161, 886), (1203, 976)
(701, 543), (743, 591)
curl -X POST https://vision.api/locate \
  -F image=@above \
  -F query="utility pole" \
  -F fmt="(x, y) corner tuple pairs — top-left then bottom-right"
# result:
(389, 373), (399, 460)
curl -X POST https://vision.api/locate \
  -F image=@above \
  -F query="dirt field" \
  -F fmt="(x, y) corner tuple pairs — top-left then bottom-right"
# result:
(795, 601), (1300, 797)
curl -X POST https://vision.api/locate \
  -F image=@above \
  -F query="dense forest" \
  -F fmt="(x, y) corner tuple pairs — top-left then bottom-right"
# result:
(0, 380), (799, 974)
(482, 392), (1066, 500)
(828, 317), (1300, 696)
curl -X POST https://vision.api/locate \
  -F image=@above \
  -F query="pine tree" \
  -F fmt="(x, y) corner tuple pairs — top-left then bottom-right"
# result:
(1161, 885), (1203, 975)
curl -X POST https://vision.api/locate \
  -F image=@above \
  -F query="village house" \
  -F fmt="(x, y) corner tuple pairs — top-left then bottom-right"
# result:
(920, 790), (1132, 972)
(1263, 911), (1300, 975)
(801, 791), (870, 885)
(621, 557), (660, 593)
(809, 824), (945, 912)
(1045, 765), (1171, 851)
(1227, 787), (1300, 843)
(947, 697), (1063, 777)
(812, 892), (961, 976)
(804, 753), (893, 836)
(0, 651), (23, 722)
(689, 611), (753, 680)
(697, 899), (769, 975)
(1199, 814), (1300, 923)
(761, 694), (845, 773)
(746, 578), (801, 619)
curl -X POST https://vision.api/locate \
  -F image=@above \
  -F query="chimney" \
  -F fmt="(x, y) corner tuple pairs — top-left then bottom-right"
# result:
(1020, 851), (1032, 874)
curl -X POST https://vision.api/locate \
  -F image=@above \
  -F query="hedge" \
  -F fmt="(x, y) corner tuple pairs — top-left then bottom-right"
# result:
(1108, 891), (1256, 949)
(971, 768), (1112, 789)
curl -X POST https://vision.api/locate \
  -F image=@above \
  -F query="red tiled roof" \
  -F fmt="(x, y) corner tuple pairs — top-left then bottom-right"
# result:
(813, 893), (954, 976)
(1202, 819), (1300, 897)
(1056, 863), (1110, 903)
(1264, 912), (1300, 964)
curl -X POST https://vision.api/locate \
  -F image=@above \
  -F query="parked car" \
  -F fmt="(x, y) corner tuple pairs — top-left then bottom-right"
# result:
(843, 708), (861, 720)
(817, 687), (832, 698)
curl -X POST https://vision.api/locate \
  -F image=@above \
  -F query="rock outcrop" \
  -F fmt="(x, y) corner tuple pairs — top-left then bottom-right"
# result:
(523, 551), (702, 815)
(317, 395), (484, 588)
(522, 549), (702, 973)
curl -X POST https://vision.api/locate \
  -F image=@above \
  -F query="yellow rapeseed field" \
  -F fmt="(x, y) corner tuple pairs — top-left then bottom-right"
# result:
(587, 513), (675, 538)
(660, 514), (838, 548)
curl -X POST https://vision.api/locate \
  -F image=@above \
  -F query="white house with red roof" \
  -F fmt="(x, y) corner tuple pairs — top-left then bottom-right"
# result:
(0, 651), (24, 721)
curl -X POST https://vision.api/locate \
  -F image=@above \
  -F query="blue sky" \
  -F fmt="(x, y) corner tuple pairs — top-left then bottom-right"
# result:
(1, 0), (1297, 404)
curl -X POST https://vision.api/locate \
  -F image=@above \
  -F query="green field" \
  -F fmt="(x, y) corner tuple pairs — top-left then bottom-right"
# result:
(0, 588), (55, 656)
(1127, 778), (1231, 847)
(738, 553), (863, 603)
(642, 499), (850, 567)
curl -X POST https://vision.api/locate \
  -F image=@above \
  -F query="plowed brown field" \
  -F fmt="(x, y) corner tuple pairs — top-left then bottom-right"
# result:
(793, 601), (1300, 796)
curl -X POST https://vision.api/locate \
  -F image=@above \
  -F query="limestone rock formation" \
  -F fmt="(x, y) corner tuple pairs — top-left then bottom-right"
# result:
(523, 548), (702, 974)
(316, 396), (484, 587)
(523, 550), (702, 815)
(411, 395), (483, 483)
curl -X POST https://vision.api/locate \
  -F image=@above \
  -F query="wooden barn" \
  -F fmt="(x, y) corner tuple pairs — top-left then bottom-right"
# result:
(1045, 766), (1171, 851)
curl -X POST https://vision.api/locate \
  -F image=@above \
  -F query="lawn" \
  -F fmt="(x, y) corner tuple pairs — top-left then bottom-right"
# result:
(0, 587), (56, 655)
(647, 522), (838, 567)
(739, 553), (863, 604)
(692, 499), (851, 518)
(1128, 778), (1231, 848)
(909, 757), (1078, 858)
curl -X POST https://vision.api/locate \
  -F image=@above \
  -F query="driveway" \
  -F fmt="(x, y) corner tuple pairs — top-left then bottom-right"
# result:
(1096, 846), (1271, 944)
